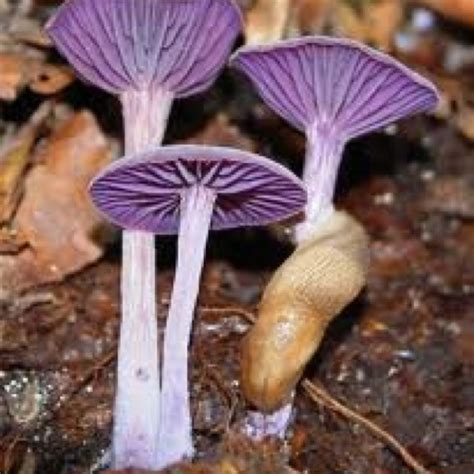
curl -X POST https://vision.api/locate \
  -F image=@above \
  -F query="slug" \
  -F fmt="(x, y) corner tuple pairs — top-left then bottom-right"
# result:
(241, 210), (370, 412)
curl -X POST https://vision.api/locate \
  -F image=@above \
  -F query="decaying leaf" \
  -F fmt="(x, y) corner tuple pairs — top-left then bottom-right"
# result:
(0, 227), (26, 254)
(333, 0), (403, 51)
(286, 0), (331, 36)
(243, 0), (402, 49)
(0, 53), (31, 101)
(245, 0), (291, 44)
(0, 52), (74, 100)
(29, 63), (75, 95)
(0, 101), (51, 223)
(0, 110), (113, 299)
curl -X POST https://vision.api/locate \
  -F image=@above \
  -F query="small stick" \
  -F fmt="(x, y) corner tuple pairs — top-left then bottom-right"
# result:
(302, 380), (433, 474)
(199, 305), (257, 324)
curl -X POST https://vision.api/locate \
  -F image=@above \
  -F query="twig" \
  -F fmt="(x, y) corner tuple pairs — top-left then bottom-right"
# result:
(199, 305), (257, 324)
(302, 380), (433, 474)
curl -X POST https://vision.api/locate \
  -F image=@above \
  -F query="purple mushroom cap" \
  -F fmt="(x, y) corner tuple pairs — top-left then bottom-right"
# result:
(46, 0), (242, 97)
(230, 36), (439, 139)
(90, 145), (307, 234)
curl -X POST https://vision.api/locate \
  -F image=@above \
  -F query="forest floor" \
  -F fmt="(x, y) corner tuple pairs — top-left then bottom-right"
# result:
(1, 1), (473, 473)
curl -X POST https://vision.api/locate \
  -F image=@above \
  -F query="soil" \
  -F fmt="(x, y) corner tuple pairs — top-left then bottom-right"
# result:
(1, 2), (474, 474)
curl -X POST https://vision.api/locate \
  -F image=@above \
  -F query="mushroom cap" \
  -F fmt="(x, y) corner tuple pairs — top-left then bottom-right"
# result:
(230, 36), (439, 139)
(90, 145), (307, 234)
(46, 0), (242, 97)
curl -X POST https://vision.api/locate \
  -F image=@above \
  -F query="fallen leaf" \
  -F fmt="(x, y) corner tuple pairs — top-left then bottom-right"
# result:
(245, 0), (291, 44)
(0, 110), (113, 299)
(334, 0), (403, 51)
(0, 101), (51, 223)
(29, 63), (75, 95)
(0, 227), (26, 253)
(0, 53), (31, 101)
(286, 0), (330, 36)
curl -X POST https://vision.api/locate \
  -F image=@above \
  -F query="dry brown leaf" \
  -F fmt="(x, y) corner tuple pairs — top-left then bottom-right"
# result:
(0, 111), (113, 298)
(245, 0), (291, 44)
(0, 53), (31, 101)
(286, 0), (331, 36)
(0, 52), (74, 100)
(29, 63), (75, 95)
(0, 227), (26, 253)
(334, 0), (403, 51)
(0, 102), (51, 222)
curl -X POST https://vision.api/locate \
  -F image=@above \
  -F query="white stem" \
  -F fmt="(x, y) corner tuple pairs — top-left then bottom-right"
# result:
(121, 89), (173, 152)
(295, 127), (345, 243)
(112, 89), (173, 470)
(114, 231), (160, 468)
(158, 185), (216, 467)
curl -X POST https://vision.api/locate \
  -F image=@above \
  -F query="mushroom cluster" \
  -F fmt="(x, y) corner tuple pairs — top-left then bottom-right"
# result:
(46, 0), (439, 470)
(46, 0), (249, 469)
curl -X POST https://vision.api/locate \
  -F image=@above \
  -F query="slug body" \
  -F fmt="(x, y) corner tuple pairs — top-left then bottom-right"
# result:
(241, 210), (369, 412)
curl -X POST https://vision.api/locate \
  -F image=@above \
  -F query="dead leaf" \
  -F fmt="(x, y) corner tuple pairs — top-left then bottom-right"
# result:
(0, 110), (113, 298)
(29, 63), (74, 95)
(0, 101), (51, 223)
(0, 53), (74, 101)
(245, 0), (291, 44)
(0, 53), (31, 101)
(286, 0), (331, 36)
(0, 227), (26, 254)
(334, 0), (403, 51)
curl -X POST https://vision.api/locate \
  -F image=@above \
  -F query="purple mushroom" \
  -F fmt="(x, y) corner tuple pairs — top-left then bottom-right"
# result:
(47, 0), (242, 151)
(230, 36), (439, 437)
(231, 36), (439, 240)
(47, 0), (242, 469)
(90, 145), (306, 466)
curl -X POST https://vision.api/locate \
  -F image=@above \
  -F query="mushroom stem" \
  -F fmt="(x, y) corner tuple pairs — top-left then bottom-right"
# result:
(113, 89), (173, 469)
(114, 231), (160, 469)
(158, 185), (216, 467)
(243, 396), (293, 440)
(121, 89), (174, 151)
(295, 126), (345, 243)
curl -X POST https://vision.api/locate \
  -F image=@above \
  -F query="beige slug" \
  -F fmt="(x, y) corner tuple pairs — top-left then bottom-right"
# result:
(241, 210), (370, 412)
